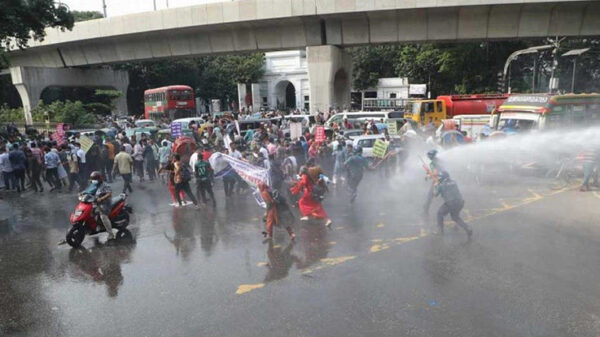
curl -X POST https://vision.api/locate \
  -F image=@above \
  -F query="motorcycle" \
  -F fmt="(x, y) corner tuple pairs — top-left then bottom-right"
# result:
(66, 192), (133, 248)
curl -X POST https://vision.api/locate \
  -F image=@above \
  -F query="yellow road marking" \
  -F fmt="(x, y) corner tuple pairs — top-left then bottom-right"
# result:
(257, 262), (267, 267)
(236, 283), (265, 295)
(235, 186), (570, 295)
(376, 223), (385, 228)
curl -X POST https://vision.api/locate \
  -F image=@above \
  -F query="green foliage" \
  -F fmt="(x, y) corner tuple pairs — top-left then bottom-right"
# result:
(0, 0), (74, 51)
(352, 40), (600, 96)
(116, 53), (265, 115)
(93, 89), (123, 114)
(72, 11), (104, 22)
(0, 104), (25, 123)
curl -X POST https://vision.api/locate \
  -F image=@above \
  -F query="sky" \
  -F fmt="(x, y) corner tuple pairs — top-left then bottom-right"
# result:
(61, 0), (231, 18)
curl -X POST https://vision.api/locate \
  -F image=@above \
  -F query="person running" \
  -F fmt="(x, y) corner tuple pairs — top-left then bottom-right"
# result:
(344, 146), (376, 203)
(434, 171), (472, 239)
(290, 164), (332, 227)
(112, 146), (134, 194)
(423, 149), (444, 217)
(194, 154), (216, 206)
(259, 182), (295, 241)
(173, 154), (199, 208)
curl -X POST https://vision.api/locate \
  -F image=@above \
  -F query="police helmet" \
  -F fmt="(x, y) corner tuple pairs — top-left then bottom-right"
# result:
(438, 170), (450, 181)
(427, 149), (438, 159)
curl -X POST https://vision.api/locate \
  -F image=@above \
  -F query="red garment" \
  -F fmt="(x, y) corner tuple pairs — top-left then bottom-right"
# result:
(259, 183), (279, 236)
(202, 150), (212, 161)
(290, 174), (328, 219)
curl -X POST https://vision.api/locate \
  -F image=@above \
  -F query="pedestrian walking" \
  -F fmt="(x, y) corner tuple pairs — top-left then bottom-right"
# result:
(44, 146), (62, 191)
(112, 146), (134, 194)
(8, 144), (26, 192)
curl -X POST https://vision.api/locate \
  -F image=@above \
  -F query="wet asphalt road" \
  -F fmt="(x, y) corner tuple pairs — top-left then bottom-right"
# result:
(1, 171), (600, 337)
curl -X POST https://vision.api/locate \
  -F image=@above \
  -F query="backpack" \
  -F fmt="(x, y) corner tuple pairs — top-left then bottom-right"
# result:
(181, 163), (192, 182)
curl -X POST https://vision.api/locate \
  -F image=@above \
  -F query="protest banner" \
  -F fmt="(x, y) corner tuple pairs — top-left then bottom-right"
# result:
(387, 121), (398, 135)
(79, 135), (94, 153)
(171, 123), (182, 138)
(51, 123), (65, 144)
(372, 139), (389, 158)
(314, 126), (325, 142)
(209, 153), (270, 208)
(290, 122), (302, 140)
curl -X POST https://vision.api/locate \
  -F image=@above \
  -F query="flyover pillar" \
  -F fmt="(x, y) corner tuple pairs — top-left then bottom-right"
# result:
(307, 45), (352, 114)
(10, 66), (130, 125)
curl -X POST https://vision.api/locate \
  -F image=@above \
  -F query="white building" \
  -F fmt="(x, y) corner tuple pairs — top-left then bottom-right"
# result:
(258, 50), (310, 111)
(246, 51), (426, 112)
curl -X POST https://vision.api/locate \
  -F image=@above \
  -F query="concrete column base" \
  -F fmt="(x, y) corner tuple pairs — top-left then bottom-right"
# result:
(307, 45), (352, 114)
(10, 66), (130, 124)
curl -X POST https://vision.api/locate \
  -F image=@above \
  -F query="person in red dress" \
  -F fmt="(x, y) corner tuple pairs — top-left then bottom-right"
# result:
(290, 165), (332, 227)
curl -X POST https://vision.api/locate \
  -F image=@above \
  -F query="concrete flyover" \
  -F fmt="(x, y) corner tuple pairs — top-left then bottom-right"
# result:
(10, 67), (129, 124)
(5, 0), (600, 118)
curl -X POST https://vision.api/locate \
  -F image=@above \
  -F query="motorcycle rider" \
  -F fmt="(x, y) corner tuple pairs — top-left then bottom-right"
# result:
(89, 171), (115, 240)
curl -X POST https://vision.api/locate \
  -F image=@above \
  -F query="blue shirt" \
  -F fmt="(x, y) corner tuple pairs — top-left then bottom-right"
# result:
(44, 151), (61, 169)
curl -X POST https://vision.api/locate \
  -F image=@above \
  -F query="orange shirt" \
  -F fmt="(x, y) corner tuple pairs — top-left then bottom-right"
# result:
(105, 142), (115, 160)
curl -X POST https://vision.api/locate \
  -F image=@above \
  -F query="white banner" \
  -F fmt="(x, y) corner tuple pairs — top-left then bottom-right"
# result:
(209, 153), (270, 208)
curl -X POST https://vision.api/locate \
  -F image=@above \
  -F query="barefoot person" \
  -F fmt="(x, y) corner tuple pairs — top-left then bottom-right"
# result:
(290, 164), (332, 227)
(259, 182), (295, 241)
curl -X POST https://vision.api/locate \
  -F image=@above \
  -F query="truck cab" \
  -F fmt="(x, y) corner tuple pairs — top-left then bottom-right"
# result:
(404, 100), (445, 127)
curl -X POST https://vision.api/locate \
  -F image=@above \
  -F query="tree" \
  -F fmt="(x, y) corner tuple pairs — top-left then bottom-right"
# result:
(116, 53), (265, 115)
(0, 0), (74, 51)
(71, 11), (104, 22)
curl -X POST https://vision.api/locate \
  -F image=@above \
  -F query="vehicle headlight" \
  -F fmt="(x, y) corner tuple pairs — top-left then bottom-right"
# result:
(74, 210), (83, 217)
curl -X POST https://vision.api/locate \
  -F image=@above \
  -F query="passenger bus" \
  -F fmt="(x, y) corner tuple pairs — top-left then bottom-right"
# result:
(144, 85), (196, 122)
(490, 94), (600, 133)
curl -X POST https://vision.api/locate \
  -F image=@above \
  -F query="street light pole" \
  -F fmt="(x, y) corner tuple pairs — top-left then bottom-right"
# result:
(102, 0), (107, 18)
(153, 0), (157, 10)
(562, 48), (589, 94)
(532, 56), (536, 93)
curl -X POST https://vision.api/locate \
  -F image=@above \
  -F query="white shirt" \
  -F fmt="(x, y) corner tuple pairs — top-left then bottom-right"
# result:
(230, 150), (243, 160)
(0, 153), (13, 172)
(189, 152), (199, 172)
(76, 148), (86, 164)
(123, 143), (133, 155)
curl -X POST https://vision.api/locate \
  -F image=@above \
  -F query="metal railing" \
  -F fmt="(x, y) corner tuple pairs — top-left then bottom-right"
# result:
(362, 98), (408, 110)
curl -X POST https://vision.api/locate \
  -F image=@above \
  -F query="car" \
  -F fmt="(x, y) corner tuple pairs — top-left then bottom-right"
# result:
(338, 129), (363, 140)
(351, 134), (400, 158)
(134, 119), (156, 128)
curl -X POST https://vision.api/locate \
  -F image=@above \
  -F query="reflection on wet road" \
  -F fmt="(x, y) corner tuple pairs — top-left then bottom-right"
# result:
(1, 174), (600, 337)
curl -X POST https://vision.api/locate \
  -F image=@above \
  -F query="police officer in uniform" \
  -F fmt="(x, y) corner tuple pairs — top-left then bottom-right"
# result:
(434, 171), (472, 239)
(423, 149), (444, 218)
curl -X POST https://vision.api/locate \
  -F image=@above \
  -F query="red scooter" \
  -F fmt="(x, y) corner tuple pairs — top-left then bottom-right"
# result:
(66, 192), (133, 248)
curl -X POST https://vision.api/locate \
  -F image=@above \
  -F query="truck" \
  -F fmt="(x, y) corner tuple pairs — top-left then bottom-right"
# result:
(404, 94), (509, 127)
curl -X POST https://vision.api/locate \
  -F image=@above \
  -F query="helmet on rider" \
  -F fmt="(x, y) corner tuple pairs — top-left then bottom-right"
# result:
(438, 170), (450, 182)
(90, 171), (104, 184)
(427, 149), (438, 159)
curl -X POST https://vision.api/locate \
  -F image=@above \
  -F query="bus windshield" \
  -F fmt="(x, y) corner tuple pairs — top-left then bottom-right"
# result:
(169, 90), (192, 100)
